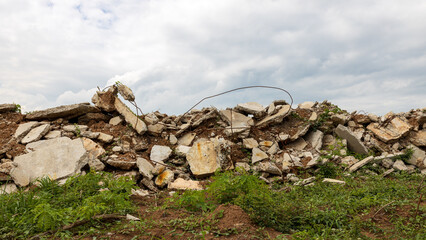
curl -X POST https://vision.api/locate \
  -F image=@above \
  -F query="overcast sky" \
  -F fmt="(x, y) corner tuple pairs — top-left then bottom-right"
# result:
(1, 0), (425, 116)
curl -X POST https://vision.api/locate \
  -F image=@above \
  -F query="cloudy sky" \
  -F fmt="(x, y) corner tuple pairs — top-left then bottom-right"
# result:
(1, 0), (425, 116)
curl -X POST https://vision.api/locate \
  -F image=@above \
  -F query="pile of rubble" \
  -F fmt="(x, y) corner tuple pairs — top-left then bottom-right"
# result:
(1, 85), (425, 194)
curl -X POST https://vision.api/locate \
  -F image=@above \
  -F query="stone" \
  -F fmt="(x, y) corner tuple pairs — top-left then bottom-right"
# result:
(136, 157), (154, 180)
(348, 156), (374, 172)
(78, 113), (110, 124)
(169, 134), (178, 145)
(243, 138), (258, 149)
(81, 131), (100, 139)
(382, 168), (395, 177)
(407, 145), (426, 169)
(139, 178), (158, 192)
(144, 113), (159, 125)
(259, 141), (274, 147)
(82, 138), (106, 171)
(368, 113), (379, 122)
(353, 114), (371, 124)
(131, 189), (149, 197)
(44, 130), (61, 139)
(256, 105), (291, 127)
(148, 124), (164, 136)
(0, 103), (17, 113)
(21, 124), (50, 144)
(63, 124), (88, 133)
(294, 177), (315, 186)
(114, 98), (147, 135)
(168, 178), (203, 190)
(235, 162), (251, 171)
(298, 101), (315, 109)
(10, 137), (89, 186)
(219, 109), (254, 136)
(97, 132), (114, 143)
(267, 143), (279, 155)
(175, 145), (191, 157)
(26, 103), (99, 120)
(309, 112), (318, 121)
(335, 124), (368, 155)
(178, 132), (196, 146)
(92, 87), (117, 112)
(393, 160), (408, 171)
(340, 156), (358, 166)
(186, 140), (221, 177)
(367, 117), (412, 143)
(112, 146), (123, 152)
(258, 161), (282, 175)
(252, 147), (268, 164)
(109, 116), (123, 126)
(286, 138), (307, 151)
(126, 214), (140, 221)
(331, 114), (349, 125)
(267, 103), (277, 115)
(0, 162), (13, 174)
(279, 133), (289, 141)
(14, 121), (42, 141)
(290, 125), (310, 141)
(117, 84), (135, 101)
(287, 173), (299, 182)
(150, 145), (172, 163)
(304, 130), (323, 151)
(409, 130), (426, 147)
(381, 158), (394, 169)
(0, 183), (18, 194)
(106, 159), (136, 170)
(152, 165), (166, 175)
(322, 178), (346, 185)
(235, 102), (265, 115)
(155, 169), (174, 187)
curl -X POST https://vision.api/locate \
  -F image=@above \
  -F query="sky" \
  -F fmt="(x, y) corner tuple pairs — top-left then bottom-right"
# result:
(1, 0), (425, 116)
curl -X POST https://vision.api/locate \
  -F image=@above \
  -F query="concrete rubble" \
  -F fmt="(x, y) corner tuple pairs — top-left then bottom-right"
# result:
(0, 88), (425, 195)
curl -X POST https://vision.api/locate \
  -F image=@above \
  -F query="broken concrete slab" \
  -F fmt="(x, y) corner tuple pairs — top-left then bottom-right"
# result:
(298, 101), (315, 109)
(136, 157), (154, 180)
(331, 114), (349, 125)
(235, 102), (265, 115)
(257, 161), (282, 175)
(393, 160), (408, 171)
(322, 178), (345, 185)
(243, 138), (259, 149)
(348, 156), (374, 172)
(106, 159), (136, 170)
(150, 145), (172, 163)
(286, 138), (307, 151)
(407, 145), (426, 169)
(114, 98), (147, 135)
(304, 130), (324, 151)
(10, 137), (89, 186)
(21, 124), (50, 144)
(0, 103), (17, 113)
(92, 87), (117, 112)
(109, 116), (123, 126)
(63, 124), (88, 133)
(44, 130), (61, 139)
(367, 117), (412, 143)
(26, 103), (99, 120)
(82, 138), (106, 171)
(289, 124), (310, 141)
(14, 121), (42, 141)
(147, 124), (164, 136)
(256, 105), (291, 127)
(219, 109), (254, 136)
(155, 169), (174, 187)
(409, 130), (426, 147)
(0, 162), (13, 174)
(178, 132), (196, 146)
(252, 147), (268, 164)
(175, 145), (191, 157)
(186, 140), (221, 177)
(168, 178), (203, 190)
(97, 132), (114, 143)
(335, 124), (368, 155)
(0, 183), (18, 194)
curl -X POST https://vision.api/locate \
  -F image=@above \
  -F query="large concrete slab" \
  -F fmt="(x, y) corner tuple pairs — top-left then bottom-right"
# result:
(10, 137), (89, 186)
(21, 124), (50, 144)
(26, 103), (99, 120)
(367, 117), (412, 143)
(256, 105), (291, 127)
(114, 98), (147, 135)
(335, 124), (368, 155)
(186, 140), (221, 177)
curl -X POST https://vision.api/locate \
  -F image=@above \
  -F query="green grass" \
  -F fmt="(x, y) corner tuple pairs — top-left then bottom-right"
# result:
(166, 170), (425, 239)
(0, 171), (137, 239)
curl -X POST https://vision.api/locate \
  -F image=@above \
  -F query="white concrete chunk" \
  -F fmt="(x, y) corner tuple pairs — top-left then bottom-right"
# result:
(21, 124), (51, 144)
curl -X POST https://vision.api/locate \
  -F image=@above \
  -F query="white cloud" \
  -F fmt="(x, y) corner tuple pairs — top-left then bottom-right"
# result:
(0, 0), (425, 116)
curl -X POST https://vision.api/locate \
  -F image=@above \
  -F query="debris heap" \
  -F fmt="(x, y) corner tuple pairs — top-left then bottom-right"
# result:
(1, 86), (425, 194)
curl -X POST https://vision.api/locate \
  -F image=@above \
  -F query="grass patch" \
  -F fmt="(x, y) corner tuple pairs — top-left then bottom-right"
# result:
(166, 170), (425, 239)
(0, 171), (137, 239)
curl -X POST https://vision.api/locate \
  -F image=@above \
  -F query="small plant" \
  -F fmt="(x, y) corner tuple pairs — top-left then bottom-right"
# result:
(317, 162), (339, 178)
(14, 103), (21, 113)
(74, 123), (81, 137)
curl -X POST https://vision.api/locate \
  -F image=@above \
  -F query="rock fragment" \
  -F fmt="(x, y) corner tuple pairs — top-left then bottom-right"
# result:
(186, 140), (221, 177)
(348, 156), (374, 172)
(367, 117), (412, 143)
(0, 103), (17, 113)
(335, 124), (368, 155)
(252, 147), (268, 164)
(21, 124), (50, 144)
(136, 157), (154, 180)
(114, 98), (147, 134)
(256, 105), (291, 127)
(14, 121), (42, 141)
(168, 178), (203, 190)
(150, 145), (172, 163)
(26, 103), (99, 120)
(155, 169), (174, 187)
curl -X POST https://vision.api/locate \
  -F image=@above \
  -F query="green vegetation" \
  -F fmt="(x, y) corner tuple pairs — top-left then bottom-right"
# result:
(74, 123), (81, 137)
(14, 103), (21, 113)
(0, 171), (136, 239)
(167, 170), (425, 239)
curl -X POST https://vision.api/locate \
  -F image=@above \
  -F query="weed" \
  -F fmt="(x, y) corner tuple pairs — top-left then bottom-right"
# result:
(74, 123), (81, 137)
(0, 171), (137, 238)
(14, 103), (21, 113)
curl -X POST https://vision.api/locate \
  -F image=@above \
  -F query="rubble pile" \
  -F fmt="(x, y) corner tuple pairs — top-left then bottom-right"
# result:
(1, 85), (425, 194)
